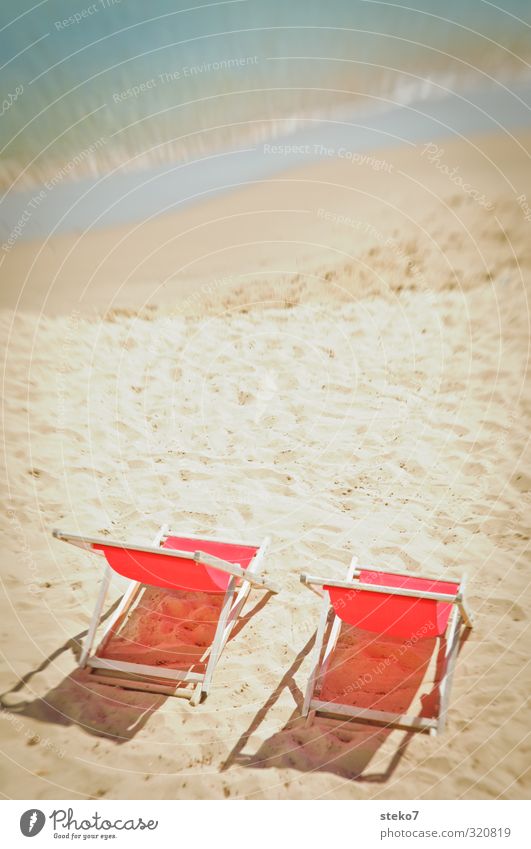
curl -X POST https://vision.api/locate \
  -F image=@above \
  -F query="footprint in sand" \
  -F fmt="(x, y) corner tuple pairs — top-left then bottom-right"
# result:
(511, 472), (531, 493)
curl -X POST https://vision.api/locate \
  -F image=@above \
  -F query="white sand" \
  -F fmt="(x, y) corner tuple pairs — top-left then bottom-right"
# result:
(1, 131), (530, 799)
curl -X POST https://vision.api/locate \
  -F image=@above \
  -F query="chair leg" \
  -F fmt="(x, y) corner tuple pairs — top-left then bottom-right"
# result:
(458, 598), (474, 629)
(200, 577), (237, 698)
(79, 565), (111, 668)
(190, 682), (203, 706)
(302, 593), (332, 717)
(196, 546), (269, 701)
(96, 580), (142, 656)
(437, 607), (463, 734)
(316, 557), (359, 691)
(302, 559), (359, 717)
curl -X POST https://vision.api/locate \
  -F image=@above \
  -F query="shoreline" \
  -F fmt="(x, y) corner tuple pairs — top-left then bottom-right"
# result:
(1, 127), (529, 316)
(1, 78), (531, 249)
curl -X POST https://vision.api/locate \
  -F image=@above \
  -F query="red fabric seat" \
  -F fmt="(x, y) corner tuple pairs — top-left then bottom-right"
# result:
(93, 536), (258, 594)
(325, 569), (459, 640)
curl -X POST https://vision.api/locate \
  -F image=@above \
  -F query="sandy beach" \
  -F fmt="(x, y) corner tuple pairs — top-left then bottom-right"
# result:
(1, 129), (530, 800)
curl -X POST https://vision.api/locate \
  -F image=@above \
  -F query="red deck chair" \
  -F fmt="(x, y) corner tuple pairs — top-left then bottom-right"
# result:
(300, 557), (473, 734)
(53, 526), (276, 704)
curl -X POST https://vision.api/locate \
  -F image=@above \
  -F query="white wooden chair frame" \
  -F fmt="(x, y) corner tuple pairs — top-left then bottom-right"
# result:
(53, 526), (276, 705)
(300, 557), (473, 735)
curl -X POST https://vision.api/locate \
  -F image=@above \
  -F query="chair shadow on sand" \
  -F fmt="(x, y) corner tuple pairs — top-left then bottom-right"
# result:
(0, 588), (272, 744)
(222, 619), (471, 782)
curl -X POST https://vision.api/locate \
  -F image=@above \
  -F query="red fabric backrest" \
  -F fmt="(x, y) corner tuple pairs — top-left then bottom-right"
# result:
(325, 569), (459, 639)
(93, 536), (258, 593)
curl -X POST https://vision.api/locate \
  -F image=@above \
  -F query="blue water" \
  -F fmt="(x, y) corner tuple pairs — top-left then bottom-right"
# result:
(1, 0), (530, 239)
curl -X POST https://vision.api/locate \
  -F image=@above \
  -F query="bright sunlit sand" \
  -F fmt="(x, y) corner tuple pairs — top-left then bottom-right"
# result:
(1, 128), (530, 800)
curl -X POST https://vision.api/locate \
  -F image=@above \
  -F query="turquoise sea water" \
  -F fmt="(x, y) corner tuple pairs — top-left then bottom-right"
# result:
(0, 1), (530, 240)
